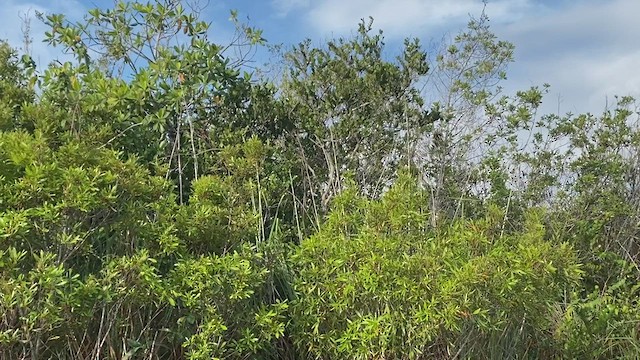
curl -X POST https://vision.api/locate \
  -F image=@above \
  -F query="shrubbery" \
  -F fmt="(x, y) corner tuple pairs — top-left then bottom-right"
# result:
(1, 2), (639, 358)
(291, 176), (582, 358)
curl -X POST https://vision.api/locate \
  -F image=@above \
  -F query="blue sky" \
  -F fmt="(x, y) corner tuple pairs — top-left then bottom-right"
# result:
(2, 0), (639, 115)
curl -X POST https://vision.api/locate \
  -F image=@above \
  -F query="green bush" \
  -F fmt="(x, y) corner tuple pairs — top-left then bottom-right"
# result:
(556, 254), (640, 359)
(0, 130), (287, 359)
(291, 174), (582, 359)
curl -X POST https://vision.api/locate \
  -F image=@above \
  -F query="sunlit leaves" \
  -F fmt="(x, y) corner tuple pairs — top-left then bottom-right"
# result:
(291, 173), (581, 358)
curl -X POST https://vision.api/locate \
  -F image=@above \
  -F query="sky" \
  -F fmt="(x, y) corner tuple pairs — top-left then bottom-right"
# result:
(2, 0), (639, 116)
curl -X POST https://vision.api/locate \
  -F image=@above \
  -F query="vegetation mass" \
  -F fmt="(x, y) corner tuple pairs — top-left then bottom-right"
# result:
(1, 1), (639, 358)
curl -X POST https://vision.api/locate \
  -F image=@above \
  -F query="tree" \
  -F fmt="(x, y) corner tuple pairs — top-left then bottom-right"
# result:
(38, 0), (265, 203)
(417, 13), (515, 226)
(279, 19), (430, 222)
(0, 41), (35, 130)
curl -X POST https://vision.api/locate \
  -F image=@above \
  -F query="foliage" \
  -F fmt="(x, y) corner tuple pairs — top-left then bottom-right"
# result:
(418, 13), (515, 226)
(0, 42), (35, 131)
(279, 19), (430, 214)
(291, 174), (581, 359)
(0, 129), (287, 359)
(36, 0), (264, 204)
(557, 256), (640, 359)
(1, 1), (640, 358)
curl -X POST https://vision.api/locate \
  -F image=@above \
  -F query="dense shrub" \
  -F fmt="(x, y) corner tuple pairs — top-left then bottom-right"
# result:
(290, 175), (582, 358)
(0, 130), (287, 359)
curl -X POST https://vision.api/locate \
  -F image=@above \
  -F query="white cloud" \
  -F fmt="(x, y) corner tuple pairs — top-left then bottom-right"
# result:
(495, 0), (640, 114)
(271, 0), (311, 17)
(304, 0), (535, 38)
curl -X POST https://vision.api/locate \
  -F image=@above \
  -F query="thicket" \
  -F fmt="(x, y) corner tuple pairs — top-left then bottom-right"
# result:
(0, 1), (639, 358)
